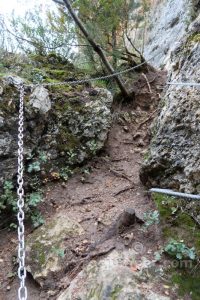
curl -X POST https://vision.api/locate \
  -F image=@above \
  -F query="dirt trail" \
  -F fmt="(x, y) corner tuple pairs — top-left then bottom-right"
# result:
(1, 70), (173, 299)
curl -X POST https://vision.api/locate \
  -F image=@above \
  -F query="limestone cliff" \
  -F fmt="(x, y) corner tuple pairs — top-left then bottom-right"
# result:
(141, 3), (200, 193)
(144, 0), (200, 69)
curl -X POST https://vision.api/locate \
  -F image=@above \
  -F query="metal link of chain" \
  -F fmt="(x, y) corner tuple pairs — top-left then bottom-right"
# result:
(22, 55), (199, 89)
(26, 59), (150, 89)
(17, 84), (27, 300)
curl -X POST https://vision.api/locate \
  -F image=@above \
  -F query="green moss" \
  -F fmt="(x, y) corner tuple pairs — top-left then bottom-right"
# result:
(57, 127), (80, 152)
(0, 72), (7, 77)
(153, 193), (200, 254)
(88, 283), (103, 299)
(0, 85), (18, 114)
(153, 192), (200, 298)
(31, 240), (46, 266)
(45, 78), (61, 84)
(54, 100), (70, 112)
(143, 151), (150, 161)
(111, 285), (123, 300)
(171, 271), (200, 300)
(48, 83), (73, 95)
(153, 193), (178, 220)
(187, 33), (200, 45)
(47, 69), (66, 79)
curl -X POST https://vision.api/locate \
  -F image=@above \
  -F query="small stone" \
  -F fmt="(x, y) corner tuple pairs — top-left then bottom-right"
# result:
(134, 149), (141, 153)
(123, 126), (129, 132)
(6, 286), (11, 291)
(164, 291), (170, 296)
(47, 290), (57, 296)
(0, 86), (3, 95)
(82, 239), (89, 245)
(11, 239), (17, 244)
(85, 207), (91, 212)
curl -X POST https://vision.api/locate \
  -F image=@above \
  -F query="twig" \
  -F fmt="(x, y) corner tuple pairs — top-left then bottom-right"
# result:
(113, 184), (135, 196)
(71, 195), (102, 206)
(111, 157), (129, 162)
(109, 168), (132, 182)
(138, 75), (158, 90)
(136, 109), (157, 131)
(141, 73), (152, 93)
(123, 141), (134, 145)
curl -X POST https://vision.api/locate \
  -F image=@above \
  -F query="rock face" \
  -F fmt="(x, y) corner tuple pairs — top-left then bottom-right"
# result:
(141, 15), (200, 193)
(57, 250), (169, 300)
(26, 214), (84, 287)
(0, 76), (112, 195)
(144, 0), (200, 69)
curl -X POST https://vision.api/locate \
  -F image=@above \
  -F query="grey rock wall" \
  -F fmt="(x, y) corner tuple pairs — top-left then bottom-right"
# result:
(144, 0), (200, 69)
(141, 16), (200, 193)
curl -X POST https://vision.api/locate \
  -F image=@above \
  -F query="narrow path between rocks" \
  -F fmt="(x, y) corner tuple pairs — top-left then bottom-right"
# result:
(1, 70), (178, 300)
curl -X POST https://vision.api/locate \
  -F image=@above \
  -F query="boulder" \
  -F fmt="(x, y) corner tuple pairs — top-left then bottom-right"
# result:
(57, 250), (169, 300)
(26, 213), (84, 287)
(0, 75), (113, 197)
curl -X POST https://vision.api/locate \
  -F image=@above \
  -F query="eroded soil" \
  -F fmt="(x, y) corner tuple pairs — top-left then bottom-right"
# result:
(0, 70), (180, 300)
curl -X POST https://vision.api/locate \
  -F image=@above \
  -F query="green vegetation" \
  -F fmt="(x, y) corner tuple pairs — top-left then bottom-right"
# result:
(143, 210), (160, 229)
(59, 166), (74, 181)
(52, 247), (65, 258)
(0, 180), (16, 214)
(152, 192), (200, 299)
(143, 150), (150, 161)
(30, 211), (45, 228)
(0, 180), (44, 229)
(27, 151), (48, 173)
(28, 161), (41, 173)
(164, 239), (196, 260)
(87, 140), (99, 155)
(171, 272), (200, 300)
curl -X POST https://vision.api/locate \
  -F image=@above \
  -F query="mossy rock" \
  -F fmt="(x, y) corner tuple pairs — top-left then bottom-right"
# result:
(152, 192), (200, 299)
(26, 213), (84, 286)
(57, 250), (170, 300)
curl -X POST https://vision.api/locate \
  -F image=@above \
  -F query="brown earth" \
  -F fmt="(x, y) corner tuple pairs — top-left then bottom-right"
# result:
(0, 70), (182, 300)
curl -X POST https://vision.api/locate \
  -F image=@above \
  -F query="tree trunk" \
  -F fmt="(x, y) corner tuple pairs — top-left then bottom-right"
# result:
(54, 0), (130, 99)
(111, 28), (117, 69)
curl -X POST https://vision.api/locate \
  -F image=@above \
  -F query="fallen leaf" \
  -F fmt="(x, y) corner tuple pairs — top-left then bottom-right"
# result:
(130, 264), (139, 272)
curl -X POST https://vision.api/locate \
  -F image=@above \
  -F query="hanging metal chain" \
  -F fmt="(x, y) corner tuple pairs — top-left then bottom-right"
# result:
(17, 83), (27, 300)
(23, 58), (151, 89)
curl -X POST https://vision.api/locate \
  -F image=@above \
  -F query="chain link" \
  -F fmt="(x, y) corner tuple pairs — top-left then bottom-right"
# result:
(25, 59), (150, 89)
(17, 84), (27, 300)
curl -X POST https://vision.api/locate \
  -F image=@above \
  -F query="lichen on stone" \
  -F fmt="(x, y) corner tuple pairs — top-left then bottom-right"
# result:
(26, 214), (84, 285)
